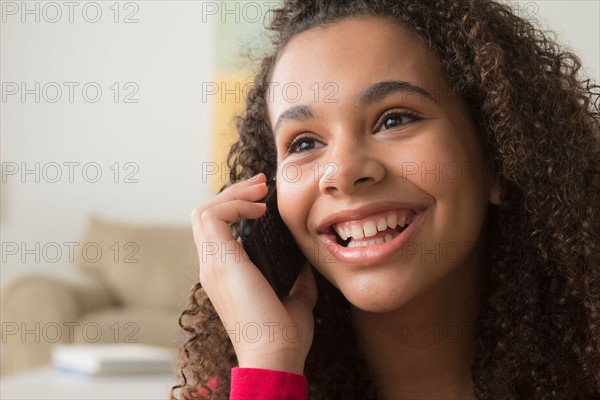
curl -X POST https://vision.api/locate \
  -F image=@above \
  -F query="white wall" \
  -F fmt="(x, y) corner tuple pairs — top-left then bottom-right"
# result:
(1, 1), (218, 288)
(1, 1), (598, 291)
(511, 0), (599, 79)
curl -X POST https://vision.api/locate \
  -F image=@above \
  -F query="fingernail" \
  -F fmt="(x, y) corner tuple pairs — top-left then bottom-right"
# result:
(248, 173), (263, 183)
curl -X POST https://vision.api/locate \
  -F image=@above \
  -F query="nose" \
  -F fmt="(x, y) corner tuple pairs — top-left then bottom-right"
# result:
(318, 138), (385, 196)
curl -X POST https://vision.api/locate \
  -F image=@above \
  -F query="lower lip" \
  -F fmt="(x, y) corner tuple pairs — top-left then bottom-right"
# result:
(320, 211), (424, 265)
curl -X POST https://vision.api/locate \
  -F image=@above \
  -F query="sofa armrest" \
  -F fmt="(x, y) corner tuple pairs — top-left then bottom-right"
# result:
(0, 274), (115, 374)
(69, 275), (116, 315)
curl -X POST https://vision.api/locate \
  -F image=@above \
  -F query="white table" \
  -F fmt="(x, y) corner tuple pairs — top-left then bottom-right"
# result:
(1, 365), (177, 399)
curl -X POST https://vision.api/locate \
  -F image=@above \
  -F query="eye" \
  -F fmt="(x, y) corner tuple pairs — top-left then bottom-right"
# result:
(377, 110), (421, 131)
(284, 134), (324, 154)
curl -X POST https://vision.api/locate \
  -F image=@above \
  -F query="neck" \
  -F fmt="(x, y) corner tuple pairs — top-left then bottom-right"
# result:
(351, 242), (486, 400)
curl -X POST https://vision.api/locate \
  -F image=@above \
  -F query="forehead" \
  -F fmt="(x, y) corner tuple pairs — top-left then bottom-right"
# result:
(268, 16), (447, 120)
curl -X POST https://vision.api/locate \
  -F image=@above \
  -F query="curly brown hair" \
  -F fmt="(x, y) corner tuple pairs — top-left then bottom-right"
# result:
(171, 0), (600, 399)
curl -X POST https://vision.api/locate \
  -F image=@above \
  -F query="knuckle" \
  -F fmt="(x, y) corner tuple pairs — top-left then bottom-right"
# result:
(191, 206), (207, 222)
(200, 208), (216, 224)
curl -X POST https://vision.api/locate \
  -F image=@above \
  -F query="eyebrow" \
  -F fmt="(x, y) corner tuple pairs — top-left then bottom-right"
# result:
(272, 80), (438, 137)
(359, 80), (439, 107)
(273, 105), (315, 137)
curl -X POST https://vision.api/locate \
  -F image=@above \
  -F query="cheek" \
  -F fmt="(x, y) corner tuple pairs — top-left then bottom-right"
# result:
(400, 130), (490, 246)
(276, 165), (315, 236)
(394, 128), (487, 198)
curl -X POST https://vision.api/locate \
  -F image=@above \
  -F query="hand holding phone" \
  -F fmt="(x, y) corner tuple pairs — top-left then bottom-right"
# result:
(190, 173), (317, 373)
(239, 176), (306, 299)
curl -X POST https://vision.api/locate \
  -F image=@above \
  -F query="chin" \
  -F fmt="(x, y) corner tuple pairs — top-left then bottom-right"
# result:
(338, 278), (418, 314)
(347, 296), (407, 314)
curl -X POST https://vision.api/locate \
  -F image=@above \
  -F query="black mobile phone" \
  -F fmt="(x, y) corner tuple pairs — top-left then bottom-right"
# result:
(238, 176), (306, 299)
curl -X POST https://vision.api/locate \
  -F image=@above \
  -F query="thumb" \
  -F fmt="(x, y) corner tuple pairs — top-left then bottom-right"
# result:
(284, 262), (318, 312)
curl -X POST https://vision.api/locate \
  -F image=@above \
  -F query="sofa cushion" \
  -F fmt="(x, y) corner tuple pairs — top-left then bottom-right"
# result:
(76, 216), (198, 311)
(72, 306), (184, 348)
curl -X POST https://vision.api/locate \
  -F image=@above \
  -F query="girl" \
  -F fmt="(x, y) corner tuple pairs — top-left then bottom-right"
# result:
(174, 0), (600, 398)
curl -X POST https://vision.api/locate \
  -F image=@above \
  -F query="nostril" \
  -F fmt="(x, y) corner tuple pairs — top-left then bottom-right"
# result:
(354, 177), (372, 185)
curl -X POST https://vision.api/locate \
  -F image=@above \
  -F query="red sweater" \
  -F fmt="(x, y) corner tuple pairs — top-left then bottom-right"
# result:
(198, 367), (598, 399)
(230, 368), (307, 399)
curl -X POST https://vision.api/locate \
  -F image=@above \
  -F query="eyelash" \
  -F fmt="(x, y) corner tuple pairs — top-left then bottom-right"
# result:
(283, 110), (422, 155)
(284, 133), (317, 155)
(377, 110), (422, 131)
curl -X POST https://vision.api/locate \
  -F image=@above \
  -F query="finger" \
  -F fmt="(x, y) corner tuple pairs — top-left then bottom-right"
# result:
(193, 173), (268, 215)
(192, 200), (267, 244)
(190, 177), (268, 244)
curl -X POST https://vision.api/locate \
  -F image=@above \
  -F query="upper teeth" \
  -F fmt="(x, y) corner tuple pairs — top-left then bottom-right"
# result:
(333, 210), (413, 241)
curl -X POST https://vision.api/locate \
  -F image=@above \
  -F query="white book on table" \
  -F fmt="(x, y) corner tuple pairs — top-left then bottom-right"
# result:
(52, 344), (176, 376)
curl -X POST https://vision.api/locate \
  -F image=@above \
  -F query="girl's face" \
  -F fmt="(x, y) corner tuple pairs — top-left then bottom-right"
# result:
(268, 16), (501, 312)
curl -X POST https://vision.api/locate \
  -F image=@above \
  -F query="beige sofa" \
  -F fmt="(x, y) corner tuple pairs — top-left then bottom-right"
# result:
(0, 216), (198, 375)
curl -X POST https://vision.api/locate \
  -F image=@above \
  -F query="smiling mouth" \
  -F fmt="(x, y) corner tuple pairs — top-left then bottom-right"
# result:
(329, 210), (414, 248)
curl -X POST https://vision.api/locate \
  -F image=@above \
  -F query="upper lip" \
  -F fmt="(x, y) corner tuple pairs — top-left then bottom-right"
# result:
(315, 201), (427, 234)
